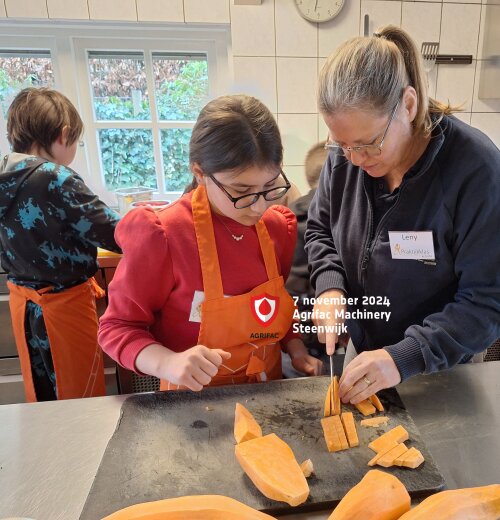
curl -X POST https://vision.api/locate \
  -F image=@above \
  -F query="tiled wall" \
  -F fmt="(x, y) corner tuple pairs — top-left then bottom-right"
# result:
(0, 0), (498, 194)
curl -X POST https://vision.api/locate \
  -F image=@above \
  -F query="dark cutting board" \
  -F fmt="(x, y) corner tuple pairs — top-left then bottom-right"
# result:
(80, 377), (445, 519)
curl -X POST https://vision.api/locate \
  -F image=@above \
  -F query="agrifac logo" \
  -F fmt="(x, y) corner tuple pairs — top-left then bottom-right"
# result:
(250, 293), (280, 327)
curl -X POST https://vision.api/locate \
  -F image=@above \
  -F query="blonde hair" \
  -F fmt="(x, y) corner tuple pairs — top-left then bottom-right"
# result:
(318, 25), (459, 137)
(305, 141), (327, 188)
(7, 87), (83, 154)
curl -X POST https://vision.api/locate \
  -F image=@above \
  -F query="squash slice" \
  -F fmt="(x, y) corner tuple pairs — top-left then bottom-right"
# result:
(324, 381), (333, 417)
(102, 494), (278, 519)
(340, 412), (359, 448)
(398, 485), (500, 520)
(332, 376), (341, 415)
(321, 415), (349, 452)
(354, 399), (377, 416)
(369, 394), (384, 412)
(394, 447), (424, 469)
(361, 417), (389, 428)
(234, 403), (262, 444)
(328, 469), (411, 519)
(235, 433), (309, 507)
(368, 425), (409, 453)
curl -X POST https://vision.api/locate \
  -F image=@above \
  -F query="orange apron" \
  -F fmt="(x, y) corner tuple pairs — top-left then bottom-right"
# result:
(161, 185), (296, 390)
(8, 279), (106, 402)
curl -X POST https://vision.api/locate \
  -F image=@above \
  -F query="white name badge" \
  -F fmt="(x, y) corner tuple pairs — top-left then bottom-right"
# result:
(389, 231), (435, 260)
(189, 290), (231, 322)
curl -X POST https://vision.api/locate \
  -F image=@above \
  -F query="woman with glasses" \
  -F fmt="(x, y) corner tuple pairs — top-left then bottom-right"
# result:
(99, 94), (322, 391)
(306, 25), (500, 404)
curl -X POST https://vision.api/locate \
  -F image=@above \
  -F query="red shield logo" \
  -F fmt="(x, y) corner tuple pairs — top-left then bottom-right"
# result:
(251, 293), (280, 327)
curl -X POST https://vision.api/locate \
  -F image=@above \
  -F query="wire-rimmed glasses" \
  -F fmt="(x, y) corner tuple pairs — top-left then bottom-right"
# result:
(209, 170), (291, 209)
(324, 98), (401, 158)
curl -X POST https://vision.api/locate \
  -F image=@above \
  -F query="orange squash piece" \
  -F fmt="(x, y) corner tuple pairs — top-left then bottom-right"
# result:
(368, 425), (409, 453)
(234, 403), (262, 444)
(354, 399), (377, 416)
(368, 440), (399, 467)
(321, 415), (348, 452)
(332, 376), (341, 415)
(397, 485), (500, 520)
(324, 381), (333, 417)
(340, 412), (359, 448)
(361, 417), (389, 428)
(235, 433), (309, 507)
(300, 459), (314, 478)
(376, 443), (409, 468)
(369, 394), (384, 412)
(102, 494), (278, 519)
(394, 447), (424, 469)
(328, 469), (411, 519)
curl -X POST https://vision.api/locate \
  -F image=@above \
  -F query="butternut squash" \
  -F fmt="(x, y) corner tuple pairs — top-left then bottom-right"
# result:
(368, 425), (409, 453)
(394, 447), (424, 469)
(398, 485), (500, 520)
(328, 469), (411, 520)
(234, 403), (262, 444)
(324, 381), (333, 417)
(234, 433), (309, 506)
(102, 494), (278, 519)
(369, 394), (384, 412)
(321, 415), (349, 452)
(300, 459), (314, 478)
(354, 399), (377, 416)
(375, 443), (408, 468)
(332, 376), (341, 415)
(361, 417), (389, 428)
(340, 412), (359, 448)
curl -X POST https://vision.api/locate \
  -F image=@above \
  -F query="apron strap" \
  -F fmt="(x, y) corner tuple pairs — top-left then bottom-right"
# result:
(192, 186), (225, 300)
(255, 220), (280, 281)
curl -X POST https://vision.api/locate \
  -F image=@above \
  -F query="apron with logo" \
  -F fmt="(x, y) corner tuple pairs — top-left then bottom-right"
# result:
(160, 185), (296, 390)
(8, 279), (106, 402)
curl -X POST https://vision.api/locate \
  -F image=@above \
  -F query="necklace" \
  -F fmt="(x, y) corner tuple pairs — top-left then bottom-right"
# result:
(214, 213), (244, 242)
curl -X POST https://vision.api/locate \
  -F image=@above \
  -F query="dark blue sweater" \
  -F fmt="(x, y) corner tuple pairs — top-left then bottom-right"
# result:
(305, 115), (500, 380)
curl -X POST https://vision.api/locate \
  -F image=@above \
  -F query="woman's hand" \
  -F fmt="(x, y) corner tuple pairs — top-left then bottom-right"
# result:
(312, 289), (346, 355)
(287, 339), (323, 376)
(136, 343), (231, 391)
(339, 349), (401, 404)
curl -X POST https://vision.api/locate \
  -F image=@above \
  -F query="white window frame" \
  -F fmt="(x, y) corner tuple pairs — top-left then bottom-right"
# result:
(0, 22), (230, 206)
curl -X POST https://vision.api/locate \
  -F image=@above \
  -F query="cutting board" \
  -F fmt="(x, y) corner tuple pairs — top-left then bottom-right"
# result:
(80, 376), (445, 519)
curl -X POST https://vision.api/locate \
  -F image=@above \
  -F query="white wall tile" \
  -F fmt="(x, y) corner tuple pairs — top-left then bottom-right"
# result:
(184, 0), (229, 24)
(47, 0), (88, 19)
(477, 3), (499, 60)
(88, 0), (137, 21)
(230, 0), (275, 57)
(452, 112), (471, 125)
(232, 57), (277, 113)
(0, 1), (6, 17)
(470, 112), (500, 149)
(275, 0), (317, 57)
(5, 0), (47, 18)
(443, 0), (480, 3)
(401, 2), (441, 51)
(319, 0), (361, 58)
(436, 64), (475, 112)
(283, 165), (309, 195)
(318, 113), (330, 142)
(137, 0), (184, 22)
(440, 3), (481, 56)
(360, 1), (402, 35)
(471, 60), (500, 113)
(277, 58), (317, 113)
(278, 113), (318, 165)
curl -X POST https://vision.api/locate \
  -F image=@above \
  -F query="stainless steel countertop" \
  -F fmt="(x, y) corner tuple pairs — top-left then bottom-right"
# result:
(0, 361), (499, 520)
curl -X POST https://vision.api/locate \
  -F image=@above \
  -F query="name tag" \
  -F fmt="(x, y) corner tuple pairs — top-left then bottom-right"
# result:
(388, 231), (435, 260)
(189, 290), (231, 322)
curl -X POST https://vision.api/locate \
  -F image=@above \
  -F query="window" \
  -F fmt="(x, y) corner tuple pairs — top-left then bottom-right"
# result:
(86, 51), (208, 194)
(0, 50), (54, 155)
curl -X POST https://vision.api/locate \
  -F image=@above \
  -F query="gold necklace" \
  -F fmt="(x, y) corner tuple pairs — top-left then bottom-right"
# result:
(214, 213), (244, 242)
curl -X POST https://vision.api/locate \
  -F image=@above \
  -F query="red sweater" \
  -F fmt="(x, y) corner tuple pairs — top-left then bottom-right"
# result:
(98, 192), (299, 372)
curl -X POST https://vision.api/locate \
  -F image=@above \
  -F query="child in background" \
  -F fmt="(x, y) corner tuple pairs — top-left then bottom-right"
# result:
(99, 95), (323, 391)
(0, 88), (120, 402)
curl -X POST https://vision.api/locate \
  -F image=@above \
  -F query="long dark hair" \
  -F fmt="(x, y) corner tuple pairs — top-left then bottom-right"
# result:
(186, 95), (283, 192)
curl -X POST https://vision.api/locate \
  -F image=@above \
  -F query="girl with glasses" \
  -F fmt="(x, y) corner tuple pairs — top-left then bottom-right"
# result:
(99, 95), (322, 391)
(306, 26), (500, 404)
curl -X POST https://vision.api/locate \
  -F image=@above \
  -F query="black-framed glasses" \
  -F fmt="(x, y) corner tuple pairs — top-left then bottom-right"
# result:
(209, 170), (291, 209)
(324, 98), (401, 158)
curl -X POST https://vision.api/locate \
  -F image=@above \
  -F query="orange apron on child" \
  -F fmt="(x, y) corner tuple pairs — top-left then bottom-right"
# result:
(160, 185), (296, 390)
(8, 279), (106, 402)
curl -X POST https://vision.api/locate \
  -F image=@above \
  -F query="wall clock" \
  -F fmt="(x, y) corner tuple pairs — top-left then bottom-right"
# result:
(294, 0), (345, 23)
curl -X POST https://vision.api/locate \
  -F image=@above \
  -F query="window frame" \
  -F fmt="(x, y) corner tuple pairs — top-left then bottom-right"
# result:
(0, 22), (230, 206)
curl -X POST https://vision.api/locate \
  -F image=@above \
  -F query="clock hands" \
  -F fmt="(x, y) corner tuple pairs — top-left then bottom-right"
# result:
(315, 0), (319, 10)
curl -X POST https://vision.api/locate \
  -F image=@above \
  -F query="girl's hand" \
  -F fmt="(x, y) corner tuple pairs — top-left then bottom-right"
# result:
(312, 289), (346, 355)
(136, 343), (231, 391)
(287, 339), (323, 376)
(339, 349), (401, 404)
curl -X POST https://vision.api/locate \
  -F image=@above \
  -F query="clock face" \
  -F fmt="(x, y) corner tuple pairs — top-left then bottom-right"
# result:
(295, 0), (345, 23)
